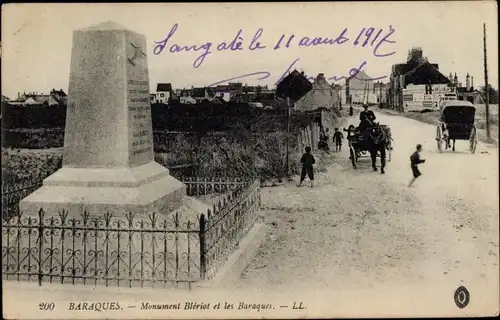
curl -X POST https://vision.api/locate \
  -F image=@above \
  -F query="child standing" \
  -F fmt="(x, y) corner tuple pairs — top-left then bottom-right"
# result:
(333, 128), (344, 152)
(408, 144), (426, 187)
(298, 146), (315, 188)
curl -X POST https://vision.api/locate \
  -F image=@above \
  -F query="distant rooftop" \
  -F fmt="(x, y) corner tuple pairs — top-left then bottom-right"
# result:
(156, 83), (172, 92)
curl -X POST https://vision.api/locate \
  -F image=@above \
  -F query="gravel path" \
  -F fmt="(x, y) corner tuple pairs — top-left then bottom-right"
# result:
(236, 112), (499, 298)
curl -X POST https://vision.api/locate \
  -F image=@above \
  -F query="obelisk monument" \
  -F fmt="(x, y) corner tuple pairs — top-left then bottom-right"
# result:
(20, 21), (209, 217)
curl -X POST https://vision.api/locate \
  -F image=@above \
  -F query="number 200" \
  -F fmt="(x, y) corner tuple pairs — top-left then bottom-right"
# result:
(39, 303), (55, 311)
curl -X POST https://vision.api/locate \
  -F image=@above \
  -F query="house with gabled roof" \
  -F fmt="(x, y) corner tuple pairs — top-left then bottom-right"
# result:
(155, 83), (172, 104)
(294, 73), (341, 112)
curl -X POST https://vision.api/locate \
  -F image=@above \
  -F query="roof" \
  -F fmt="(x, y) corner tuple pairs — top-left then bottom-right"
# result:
(439, 100), (476, 122)
(214, 85), (229, 91)
(456, 87), (475, 93)
(23, 94), (51, 104)
(294, 77), (340, 111)
(392, 59), (440, 76)
(403, 60), (450, 85)
(156, 83), (172, 92)
(276, 70), (313, 101)
(348, 71), (373, 90)
(191, 87), (206, 97)
(51, 89), (67, 97)
(439, 100), (475, 113)
(242, 86), (257, 93)
(228, 83), (242, 91)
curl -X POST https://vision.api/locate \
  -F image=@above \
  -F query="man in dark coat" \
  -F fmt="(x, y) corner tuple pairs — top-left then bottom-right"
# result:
(359, 104), (376, 132)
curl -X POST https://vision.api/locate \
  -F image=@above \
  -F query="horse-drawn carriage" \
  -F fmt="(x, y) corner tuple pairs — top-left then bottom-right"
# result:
(347, 123), (393, 173)
(435, 100), (477, 154)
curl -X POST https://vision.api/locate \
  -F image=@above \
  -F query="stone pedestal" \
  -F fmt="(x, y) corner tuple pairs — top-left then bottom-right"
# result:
(20, 21), (209, 218)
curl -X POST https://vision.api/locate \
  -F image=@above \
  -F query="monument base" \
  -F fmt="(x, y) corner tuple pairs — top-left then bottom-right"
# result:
(19, 162), (210, 218)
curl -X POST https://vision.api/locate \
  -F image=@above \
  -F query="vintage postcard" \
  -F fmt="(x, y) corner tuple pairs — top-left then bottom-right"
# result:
(2, 1), (499, 319)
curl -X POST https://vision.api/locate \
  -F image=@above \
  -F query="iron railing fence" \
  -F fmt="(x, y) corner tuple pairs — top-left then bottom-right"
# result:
(2, 176), (261, 289)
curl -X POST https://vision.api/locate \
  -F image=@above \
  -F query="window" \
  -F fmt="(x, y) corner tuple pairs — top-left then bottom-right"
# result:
(160, 93), (165, 97)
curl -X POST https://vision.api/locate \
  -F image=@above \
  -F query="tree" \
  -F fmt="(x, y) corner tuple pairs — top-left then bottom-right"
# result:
(479, 85), (499, 104)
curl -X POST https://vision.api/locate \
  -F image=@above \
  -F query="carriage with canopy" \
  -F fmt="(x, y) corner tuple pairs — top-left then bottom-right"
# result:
(435, 100), (477, 153)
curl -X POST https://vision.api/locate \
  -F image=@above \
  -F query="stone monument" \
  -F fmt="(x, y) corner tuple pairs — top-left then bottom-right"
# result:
(20, 21), (209, 217)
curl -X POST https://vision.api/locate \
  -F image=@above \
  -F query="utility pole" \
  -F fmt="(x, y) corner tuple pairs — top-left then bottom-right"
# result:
(483, 23), (491, 142)
(285, 97), (291, 180)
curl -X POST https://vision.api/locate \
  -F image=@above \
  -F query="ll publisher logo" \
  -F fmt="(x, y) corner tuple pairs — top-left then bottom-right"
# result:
(454, 286), (470, 309)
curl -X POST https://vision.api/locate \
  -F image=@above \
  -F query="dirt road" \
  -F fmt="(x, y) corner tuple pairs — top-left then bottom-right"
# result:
(235, 112), (499, 302)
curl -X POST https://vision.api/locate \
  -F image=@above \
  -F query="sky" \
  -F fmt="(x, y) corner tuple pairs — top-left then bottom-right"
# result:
(1, 2), (498, 98)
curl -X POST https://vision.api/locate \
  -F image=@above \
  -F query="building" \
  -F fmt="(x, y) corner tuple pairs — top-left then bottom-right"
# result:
(214, 85), (231, 102)
(7, 89), (68, 107)
(454, 73), (476, 103)
(294, 73), (341, 112)
(155, 83), (172, 104)
(387, 47), (453, 111)
(346, 70), (376, 104)
(373, 81), (390, 105)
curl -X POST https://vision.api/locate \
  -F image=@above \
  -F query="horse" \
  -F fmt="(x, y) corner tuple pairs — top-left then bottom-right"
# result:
(379, 125), (393, 162)
(442, 126), (456, 151)
(364, 123), (391, 174)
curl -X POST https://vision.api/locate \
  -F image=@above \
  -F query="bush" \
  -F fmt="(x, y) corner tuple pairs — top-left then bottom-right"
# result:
(2, 105), (336, 182)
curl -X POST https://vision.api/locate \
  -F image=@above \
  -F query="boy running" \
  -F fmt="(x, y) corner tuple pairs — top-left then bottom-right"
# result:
(408, 144), (426, 187)
(333, 128), (344, 152)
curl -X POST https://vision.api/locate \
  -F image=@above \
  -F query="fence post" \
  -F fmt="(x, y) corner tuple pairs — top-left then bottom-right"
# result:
(38, 208), (44, 286)
(199, 214), (206, 279)
(297, 136), (301, 154)
(305, 127), (308, 149)
(313, 123), (318, 149)
(307, 126), (312, 149)
(303, 130), (307, 149)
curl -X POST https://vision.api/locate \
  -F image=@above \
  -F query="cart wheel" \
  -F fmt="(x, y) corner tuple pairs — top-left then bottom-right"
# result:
(436, 125), (443, 153)
(469, 126), (477, 154)
(349, 146), (357, 169)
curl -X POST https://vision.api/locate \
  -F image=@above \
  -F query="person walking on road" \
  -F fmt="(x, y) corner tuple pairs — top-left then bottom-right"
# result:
(408, 144), (426, 187)
(298, 146), (315, 188)
(333, 128), (344, 152)
(318, 127), (330, 153)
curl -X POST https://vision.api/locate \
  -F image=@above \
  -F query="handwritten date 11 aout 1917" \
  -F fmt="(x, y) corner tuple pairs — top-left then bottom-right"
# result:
(152, 24), (396, 68)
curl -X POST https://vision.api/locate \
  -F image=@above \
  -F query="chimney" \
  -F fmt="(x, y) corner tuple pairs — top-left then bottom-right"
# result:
(466, 73), (470, 90)
(453, 73), (458, 86)
(471, 76), (474, 89)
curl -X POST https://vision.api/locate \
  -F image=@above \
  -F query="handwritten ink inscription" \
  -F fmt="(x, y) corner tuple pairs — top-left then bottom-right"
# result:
(128, 81), (152, 156)
(207, 58), (386, 88)
(153, 24), (396, 69)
